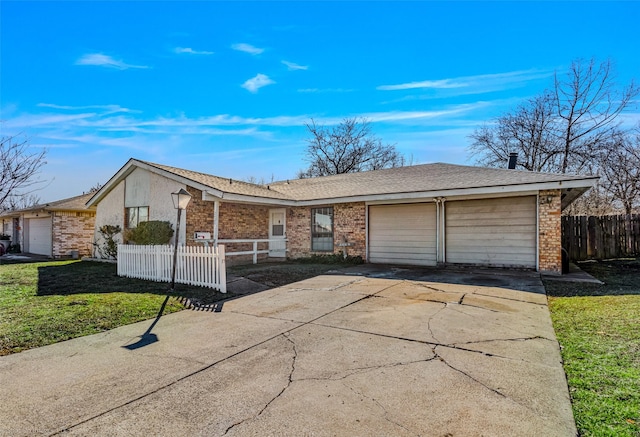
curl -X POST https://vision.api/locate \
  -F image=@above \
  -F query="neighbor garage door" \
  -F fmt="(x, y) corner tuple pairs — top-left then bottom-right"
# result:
(27, 217), (52, 256)
(369, 203), (437, 266)
(445, 196), (536, 268)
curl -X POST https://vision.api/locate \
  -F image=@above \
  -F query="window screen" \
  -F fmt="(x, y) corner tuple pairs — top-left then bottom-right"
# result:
(311, 207), (333, 252)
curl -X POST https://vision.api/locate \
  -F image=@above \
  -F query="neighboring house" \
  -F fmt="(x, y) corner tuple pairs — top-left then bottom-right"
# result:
(87, 158), (598, 273)
(0, 193), (96, 258)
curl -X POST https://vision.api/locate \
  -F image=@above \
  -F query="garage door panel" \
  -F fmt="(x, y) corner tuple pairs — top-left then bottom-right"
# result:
(368, 255), (435, 266)
(448, 217), (535, 227)
(447, 238), (536, 248)
(447, 245), (535, 255)
(447, 203), (533, 213)
(369, 230), (435, 239)
(446, 197), (536, 268)
(448, 226), (536, 236)
(370, 245), (437, 254)
(375, 229), (436, 243)
(369, 203), (436, 266)
(450, 254), (535, 265)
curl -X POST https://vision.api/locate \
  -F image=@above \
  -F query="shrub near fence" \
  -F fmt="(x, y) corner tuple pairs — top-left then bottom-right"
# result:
(118, 244), (227, 292)
(562, 214), (640, 261)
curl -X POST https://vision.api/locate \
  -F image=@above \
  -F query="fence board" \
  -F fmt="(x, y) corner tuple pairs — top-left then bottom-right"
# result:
(117, 244), (226, 292)
(562, 214), (640, 261)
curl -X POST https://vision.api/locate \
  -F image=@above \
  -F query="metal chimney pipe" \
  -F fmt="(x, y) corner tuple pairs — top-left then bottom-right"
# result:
(508, 152), (518, 169)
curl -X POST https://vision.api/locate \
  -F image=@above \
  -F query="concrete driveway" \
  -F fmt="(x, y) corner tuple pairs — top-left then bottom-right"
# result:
(0, 267), (576, 436)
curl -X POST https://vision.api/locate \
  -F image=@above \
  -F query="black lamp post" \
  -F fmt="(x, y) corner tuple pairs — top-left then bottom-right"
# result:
(170, 188), (192, 292)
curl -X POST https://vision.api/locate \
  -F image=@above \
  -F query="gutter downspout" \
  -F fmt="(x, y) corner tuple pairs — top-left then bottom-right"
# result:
(441, 198), (446, 264)
(536, 193), (540, 272)
(435, 199), (440, 263)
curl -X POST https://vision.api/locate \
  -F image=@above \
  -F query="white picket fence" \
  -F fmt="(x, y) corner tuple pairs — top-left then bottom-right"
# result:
(117, 244), (227, 293)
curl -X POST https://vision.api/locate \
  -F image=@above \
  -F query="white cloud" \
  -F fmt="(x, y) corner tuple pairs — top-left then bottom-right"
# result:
(361, 103), (490, 123)
(37, 103), (138, 113)
(75, 53), (149, 70)
(241, 74), (275, 93)
(378, 79), (466, 91)
(174, 47), (214, 55)
(231, 43), (264, 55)
(282, 60), (308, 71)
(377, 69), (553, 93)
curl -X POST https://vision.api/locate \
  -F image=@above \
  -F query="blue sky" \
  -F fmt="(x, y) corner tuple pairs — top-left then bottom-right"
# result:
(1, 1), (639, 203)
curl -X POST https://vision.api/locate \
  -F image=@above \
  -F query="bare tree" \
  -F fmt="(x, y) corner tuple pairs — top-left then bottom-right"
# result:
(555, 58), (639, 173)
(242, 175), (274, 185)
(300, 118), (404, 177)
(469, 92), (560, 172)
(3, 194), (41, 212)
(599, 127), (640, 214)
(469, 58), (638, 177)
(0, 135), (47, 210)
(87, 182), (104, 193)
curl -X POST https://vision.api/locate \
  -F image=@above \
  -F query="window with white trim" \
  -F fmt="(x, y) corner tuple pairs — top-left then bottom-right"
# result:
(311, 207), (334, 252)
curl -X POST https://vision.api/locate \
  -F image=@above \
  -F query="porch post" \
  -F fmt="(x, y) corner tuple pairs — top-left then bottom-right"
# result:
(213, 200), (219, 244)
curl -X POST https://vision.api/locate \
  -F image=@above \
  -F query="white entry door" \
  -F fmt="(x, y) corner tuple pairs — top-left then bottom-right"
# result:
(269, 209), (286, 257)
(27, 217), (53, 256)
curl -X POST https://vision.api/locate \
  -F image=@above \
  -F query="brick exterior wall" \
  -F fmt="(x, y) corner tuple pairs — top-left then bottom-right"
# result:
(538, 189), (562, 273)
(288, 202), (367, 260)
(52, 211), (96, 258)
(184, 187), (214, 242)
(184, 187), (271, 265)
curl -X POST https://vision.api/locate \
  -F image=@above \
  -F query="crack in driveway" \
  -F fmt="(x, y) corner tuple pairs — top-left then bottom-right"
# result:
(341, 380), (421, 436)
(38, 273), (570, 436)
(223, 333), (298, 435)
(50, 282), (398, 436)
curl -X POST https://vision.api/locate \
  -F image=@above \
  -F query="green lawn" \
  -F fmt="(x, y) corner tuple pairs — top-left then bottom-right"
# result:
(545, 259), (640, 437)
(0, 260), (227, 356)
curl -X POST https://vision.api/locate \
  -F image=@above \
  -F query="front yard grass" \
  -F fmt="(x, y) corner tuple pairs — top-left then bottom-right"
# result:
(0, 260), (227, 356)
(545, 259), (640, 437)
(1, 258), (350, 356)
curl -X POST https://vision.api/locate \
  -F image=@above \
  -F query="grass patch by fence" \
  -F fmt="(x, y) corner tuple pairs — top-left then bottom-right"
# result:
(545, 259), (640, 437)
(0, 260), (226, 356)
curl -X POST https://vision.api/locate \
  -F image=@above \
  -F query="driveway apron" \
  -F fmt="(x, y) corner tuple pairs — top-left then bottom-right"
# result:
(0, 270), (576, 436)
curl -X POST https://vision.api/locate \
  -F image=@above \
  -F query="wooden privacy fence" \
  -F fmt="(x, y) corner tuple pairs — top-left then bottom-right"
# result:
(562, 214), (640, 261)
(117, 244), (227, 293)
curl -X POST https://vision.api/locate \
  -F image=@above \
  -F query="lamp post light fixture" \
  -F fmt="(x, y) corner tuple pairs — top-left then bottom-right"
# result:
(170, 188), (192, 292)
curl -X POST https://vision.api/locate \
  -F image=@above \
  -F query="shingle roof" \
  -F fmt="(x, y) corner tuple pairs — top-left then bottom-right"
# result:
(267, 163), (596, 201)
(1, 193), (95, 217)
(144, 162), (295, 200)
(92, 159), (596, 208)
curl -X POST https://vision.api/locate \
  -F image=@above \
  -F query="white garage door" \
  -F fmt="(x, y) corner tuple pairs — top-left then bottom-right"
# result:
(369, 203), (437, 266)
(27, 217), (52, 256)
(445, 196), (536, 268)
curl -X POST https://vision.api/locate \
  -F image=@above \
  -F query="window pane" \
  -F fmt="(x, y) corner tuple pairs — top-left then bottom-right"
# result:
(128, 208), (138, 228)
(139, 207), (149, 223)
(272, 224), (284, 236)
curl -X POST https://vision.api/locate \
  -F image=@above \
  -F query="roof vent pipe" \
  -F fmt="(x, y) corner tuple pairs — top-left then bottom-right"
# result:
(508, 152), (518, 169)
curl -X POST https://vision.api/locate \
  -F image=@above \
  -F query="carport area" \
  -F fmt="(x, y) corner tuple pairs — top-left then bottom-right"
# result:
(0, 268), (576, 436)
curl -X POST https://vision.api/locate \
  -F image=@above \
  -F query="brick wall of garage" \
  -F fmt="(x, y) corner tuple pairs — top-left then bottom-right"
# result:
(52, 211), (96, 258)
(538, 189), (562, 273)
(288, 202), (367, 260)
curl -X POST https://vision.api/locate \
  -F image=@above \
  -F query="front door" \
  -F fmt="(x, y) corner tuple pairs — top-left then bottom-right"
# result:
(269, 209), (286, 257)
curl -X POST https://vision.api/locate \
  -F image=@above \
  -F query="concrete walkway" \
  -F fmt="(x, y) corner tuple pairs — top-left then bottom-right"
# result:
(0, 270), (576, 436)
